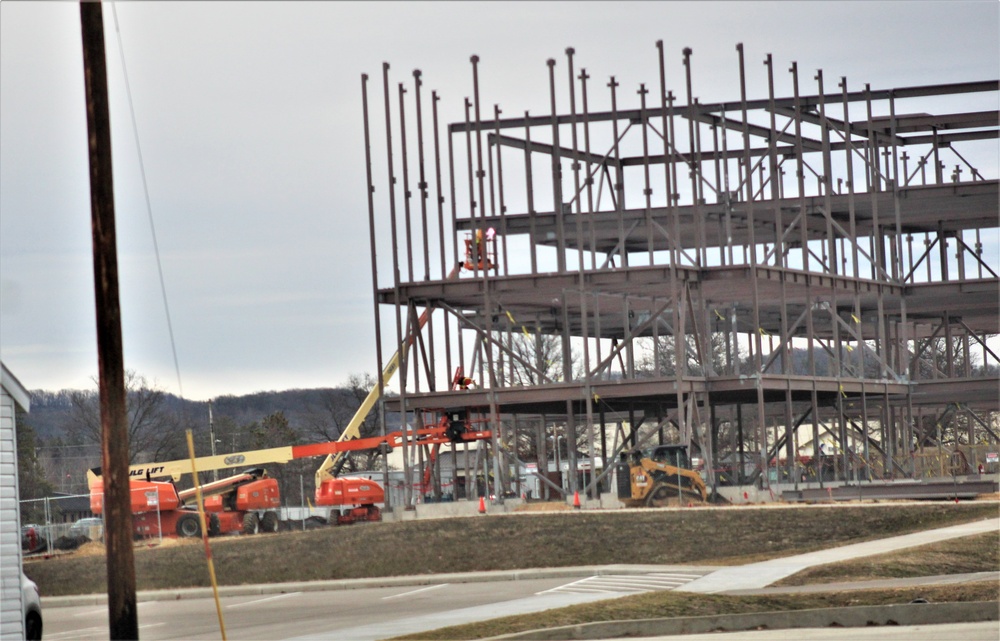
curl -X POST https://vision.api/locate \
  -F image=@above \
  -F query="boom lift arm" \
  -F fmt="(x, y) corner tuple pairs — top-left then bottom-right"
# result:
(313, 262), (462, 486)
(100, 420), (490, 485)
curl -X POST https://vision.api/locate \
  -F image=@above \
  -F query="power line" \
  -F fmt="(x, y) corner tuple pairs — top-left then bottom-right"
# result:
(110, 3), (184, 400)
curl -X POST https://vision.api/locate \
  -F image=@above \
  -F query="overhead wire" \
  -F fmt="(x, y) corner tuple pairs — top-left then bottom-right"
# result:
(110, 3), (184, 399)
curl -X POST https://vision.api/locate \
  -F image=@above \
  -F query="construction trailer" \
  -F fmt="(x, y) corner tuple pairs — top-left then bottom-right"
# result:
(359, 44), (999, 506)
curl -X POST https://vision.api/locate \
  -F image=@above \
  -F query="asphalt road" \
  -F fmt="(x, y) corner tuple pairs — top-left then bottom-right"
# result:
(44, 576), (662, 641)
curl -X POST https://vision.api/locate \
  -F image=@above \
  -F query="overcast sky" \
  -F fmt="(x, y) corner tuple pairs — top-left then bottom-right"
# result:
(1, 1), (997, 400)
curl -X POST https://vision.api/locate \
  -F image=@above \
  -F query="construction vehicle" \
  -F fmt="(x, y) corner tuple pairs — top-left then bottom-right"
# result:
(89, 468), (281, 538)
(88, 416), (491, 536)
(617, 444), (715, 507)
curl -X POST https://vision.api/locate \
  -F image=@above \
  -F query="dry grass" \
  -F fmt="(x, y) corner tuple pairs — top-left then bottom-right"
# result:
(775, 530), (1000, 586)
(392, 582), (999, 640)
(22, 502), (997, 597)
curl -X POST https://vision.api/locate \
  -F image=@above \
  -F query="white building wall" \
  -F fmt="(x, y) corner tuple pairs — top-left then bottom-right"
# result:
(1, 364), (29, 641)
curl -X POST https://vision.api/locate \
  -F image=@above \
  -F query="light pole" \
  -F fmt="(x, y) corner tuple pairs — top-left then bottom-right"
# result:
(208, 400), (218, 481)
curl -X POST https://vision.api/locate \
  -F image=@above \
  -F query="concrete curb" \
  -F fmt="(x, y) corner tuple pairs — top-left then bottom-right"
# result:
(42, 564), (720, 608)
(485, 601), (1000, 640)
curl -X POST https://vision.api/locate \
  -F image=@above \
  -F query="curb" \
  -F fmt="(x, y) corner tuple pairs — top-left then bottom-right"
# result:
(42, 564), (719, 608)
(485, 601), (1000, 640)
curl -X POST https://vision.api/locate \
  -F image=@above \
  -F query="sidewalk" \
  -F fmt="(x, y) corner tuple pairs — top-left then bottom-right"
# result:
(676, 517), (999, 594)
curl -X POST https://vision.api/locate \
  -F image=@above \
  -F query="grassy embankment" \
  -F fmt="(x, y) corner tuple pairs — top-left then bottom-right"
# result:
(23, 502), (997, 599)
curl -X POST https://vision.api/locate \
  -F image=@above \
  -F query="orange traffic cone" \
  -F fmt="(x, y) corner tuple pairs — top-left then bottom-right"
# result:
(572, 491), (581, 509)
(478, 496), (486, 514)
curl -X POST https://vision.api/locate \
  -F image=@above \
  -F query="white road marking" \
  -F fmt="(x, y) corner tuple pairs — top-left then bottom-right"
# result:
(538, 572), (705, 595)
(382, 584), (449, 600)
(226, 592), (301, 608)
(46, 627), (106, 639)
(46, 621), (164, 639)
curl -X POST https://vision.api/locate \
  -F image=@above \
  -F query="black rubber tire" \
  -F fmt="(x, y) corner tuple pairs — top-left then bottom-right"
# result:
(176, 513), (201, 538)
(208, 513), (221, 537)
(25, 611), (42, 641)
(260, 511), (279, 533)
(242, 511), (260, 535)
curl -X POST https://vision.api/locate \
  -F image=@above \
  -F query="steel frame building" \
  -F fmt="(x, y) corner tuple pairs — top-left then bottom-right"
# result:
(361, 44), (999, 506)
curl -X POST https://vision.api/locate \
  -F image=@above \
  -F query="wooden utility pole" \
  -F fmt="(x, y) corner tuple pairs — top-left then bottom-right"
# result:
(80, 2), (139, 638)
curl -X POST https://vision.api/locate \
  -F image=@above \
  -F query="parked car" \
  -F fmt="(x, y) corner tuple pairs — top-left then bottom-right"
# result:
(20, 524), (47, 554)
(22, 573), (42, 640)
(68, 517), (104, 540)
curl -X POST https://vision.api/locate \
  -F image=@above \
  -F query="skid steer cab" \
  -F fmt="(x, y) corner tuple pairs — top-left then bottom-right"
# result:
(617, 445), (710, 507)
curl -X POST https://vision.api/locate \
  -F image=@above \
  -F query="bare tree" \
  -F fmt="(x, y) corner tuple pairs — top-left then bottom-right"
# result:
(301, 374), (383, 472)
(67, 371), (184, 464)
(493, 332), (570, 386)
(16, 410), (54, 523)
(245, 411), (312, 504)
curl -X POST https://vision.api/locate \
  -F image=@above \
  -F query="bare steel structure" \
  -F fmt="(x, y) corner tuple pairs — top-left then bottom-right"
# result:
(361, 44), (999, 507)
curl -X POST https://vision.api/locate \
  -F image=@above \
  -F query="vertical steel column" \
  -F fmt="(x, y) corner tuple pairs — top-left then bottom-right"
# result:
(413, 71), (437, 391)
(382, 63), (411, 507)
(565, 49), (598, 497)
(431, 90), (453, 384)
(608, 76), (628, 268)
(790, 62), (817, 385)
(764, 55), (782, 265)
(789, 63), (809, 272)
(816, 70), (838, 275)
(446, 115), (465, 400)
(683, 48), (705, 267)
(838, 78), (860, 280)
(864, 85), (886, 280)
(493, 105), (510, 276)
(566, 48), (585, 274)
(811, 387), (823, 488)
(361, 73), (392, 510)
(398, 83), (415, 285)
(547, 59), (567, 272)
(860, 385), (872, 480)
(579, 67), (597, 270)
(638, 83), (655, 264)
(413, 71), (431, 282)
(785, 388), (795, 486)
(469, 55), (505, 502)
(737, 44), (767, 487)
(524, 110), (538, 274)
(765, 54), (791, 380)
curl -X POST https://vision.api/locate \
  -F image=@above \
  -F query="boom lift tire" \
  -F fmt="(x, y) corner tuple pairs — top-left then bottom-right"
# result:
(260, 511), (279, 533)
(176, 513), (201, 538)
(208, 513), (221, 537)
(242, 512), (260, 535)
